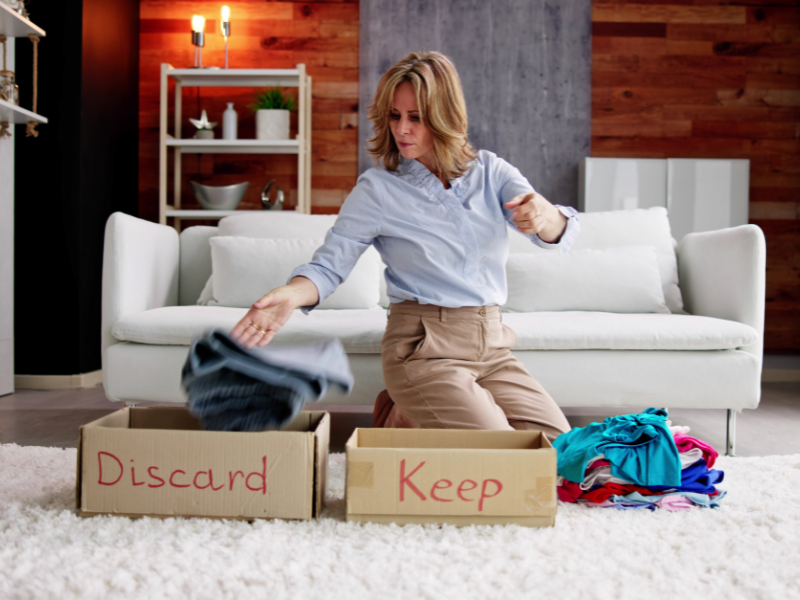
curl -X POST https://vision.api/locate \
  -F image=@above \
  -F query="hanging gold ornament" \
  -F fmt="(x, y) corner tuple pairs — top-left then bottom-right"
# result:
(25, 33), (39, 137)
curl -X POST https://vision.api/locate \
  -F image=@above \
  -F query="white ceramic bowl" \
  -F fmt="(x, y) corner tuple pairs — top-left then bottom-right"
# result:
(190, 181), (249, 211)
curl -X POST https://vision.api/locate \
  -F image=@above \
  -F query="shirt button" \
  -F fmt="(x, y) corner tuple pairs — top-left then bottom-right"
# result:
(479, 308), (487, 317)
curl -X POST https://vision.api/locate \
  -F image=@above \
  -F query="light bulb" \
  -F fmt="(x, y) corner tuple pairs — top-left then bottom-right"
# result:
(191, 15), (205, 33)
(221, 6), (230, 23)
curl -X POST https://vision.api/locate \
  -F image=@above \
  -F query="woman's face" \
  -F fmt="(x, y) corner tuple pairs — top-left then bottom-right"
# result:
(389, 81), (434, 166)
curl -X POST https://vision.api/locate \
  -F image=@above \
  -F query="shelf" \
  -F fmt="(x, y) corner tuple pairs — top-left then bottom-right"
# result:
(0, 98), (47, 124)
(165, 208), (279, 219)
(166, 138), (299, 154)
(160, 62), (311, 227)
(0, 3), (46, 37)
(167, 68), (301, 88)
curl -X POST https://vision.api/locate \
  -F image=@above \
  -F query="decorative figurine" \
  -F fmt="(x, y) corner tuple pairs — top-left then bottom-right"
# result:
(190, 109), (217, 139)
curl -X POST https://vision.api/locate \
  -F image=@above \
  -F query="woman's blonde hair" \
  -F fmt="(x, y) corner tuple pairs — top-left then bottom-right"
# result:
(366, 51), (477, 180)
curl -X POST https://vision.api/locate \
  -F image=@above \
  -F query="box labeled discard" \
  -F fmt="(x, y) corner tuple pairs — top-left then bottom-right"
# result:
(346, 428), (557, 528)
(77, 407), (329, 520)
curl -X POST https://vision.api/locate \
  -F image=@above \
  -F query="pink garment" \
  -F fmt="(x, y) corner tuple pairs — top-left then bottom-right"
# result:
(656, 495), (698, 511)
(673, 434), (718, 468)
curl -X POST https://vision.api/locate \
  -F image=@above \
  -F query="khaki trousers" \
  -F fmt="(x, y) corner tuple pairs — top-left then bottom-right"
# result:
(381, 301), (571, 441)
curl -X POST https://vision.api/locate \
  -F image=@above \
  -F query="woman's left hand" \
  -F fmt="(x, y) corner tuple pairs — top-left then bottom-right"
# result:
(504, 192), (568, 243)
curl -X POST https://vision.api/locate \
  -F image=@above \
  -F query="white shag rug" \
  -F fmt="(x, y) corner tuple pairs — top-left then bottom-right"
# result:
(1, 444), (799, 600)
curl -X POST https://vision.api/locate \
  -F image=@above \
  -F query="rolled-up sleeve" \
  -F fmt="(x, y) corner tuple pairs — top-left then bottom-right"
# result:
(289, 175), (383, 313)
(494, 156), (580, 254)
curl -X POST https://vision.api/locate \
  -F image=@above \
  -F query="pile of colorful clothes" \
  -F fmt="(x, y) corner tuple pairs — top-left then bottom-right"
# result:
(553, 408), (725, 511)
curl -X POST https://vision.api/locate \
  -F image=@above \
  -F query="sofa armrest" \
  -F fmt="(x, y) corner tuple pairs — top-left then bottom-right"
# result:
(102, 213), (179, 385)
(678, 224), (766, 360)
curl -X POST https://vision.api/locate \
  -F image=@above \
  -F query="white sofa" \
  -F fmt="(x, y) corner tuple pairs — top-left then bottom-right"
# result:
(101, 209), (766, 455)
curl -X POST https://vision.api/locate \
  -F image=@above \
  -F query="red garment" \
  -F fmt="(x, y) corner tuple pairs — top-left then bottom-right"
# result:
(673, 434), (718, 468)
(557, 480), (584, 503)
(587, 458), (611, 470)
(581, 482), (671, 504)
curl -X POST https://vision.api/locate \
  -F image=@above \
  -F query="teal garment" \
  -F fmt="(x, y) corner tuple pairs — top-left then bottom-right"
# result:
(552, 408), (681, 486)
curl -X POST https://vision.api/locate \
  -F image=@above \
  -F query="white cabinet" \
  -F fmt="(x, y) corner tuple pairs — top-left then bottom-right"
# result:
(580, 157), (749, 242)
(666, 159), (750, 243)
(579, 158), (666, 212)
(158, 64), (312, 229)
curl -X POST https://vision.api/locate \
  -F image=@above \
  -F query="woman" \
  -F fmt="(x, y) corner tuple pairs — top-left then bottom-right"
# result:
(231, 51), (579, 440)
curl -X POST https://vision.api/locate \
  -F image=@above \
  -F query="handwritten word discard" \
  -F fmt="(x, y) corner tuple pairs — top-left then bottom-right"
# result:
(97, 452), (268, 495)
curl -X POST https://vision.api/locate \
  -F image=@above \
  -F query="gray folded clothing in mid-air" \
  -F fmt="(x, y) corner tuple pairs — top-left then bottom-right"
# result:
(182, 330), (353, 431)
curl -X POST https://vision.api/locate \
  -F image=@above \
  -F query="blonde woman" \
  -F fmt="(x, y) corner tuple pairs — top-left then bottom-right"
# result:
(231, 51), (579, 440)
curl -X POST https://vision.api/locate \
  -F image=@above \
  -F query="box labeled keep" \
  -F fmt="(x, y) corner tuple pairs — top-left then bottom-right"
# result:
(346, 428), (557, 527)
(76, 407), (329, 520)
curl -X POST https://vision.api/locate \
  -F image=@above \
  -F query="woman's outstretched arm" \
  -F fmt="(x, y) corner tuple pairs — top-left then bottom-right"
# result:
(230, 276), (319, 349)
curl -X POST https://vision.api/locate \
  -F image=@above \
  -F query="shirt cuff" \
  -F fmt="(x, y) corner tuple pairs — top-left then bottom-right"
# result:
(532, 205), (580, 254)
(287, 267), (328, 315)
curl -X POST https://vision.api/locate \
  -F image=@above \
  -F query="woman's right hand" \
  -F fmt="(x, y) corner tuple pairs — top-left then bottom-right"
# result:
(230, 285), (300, 349)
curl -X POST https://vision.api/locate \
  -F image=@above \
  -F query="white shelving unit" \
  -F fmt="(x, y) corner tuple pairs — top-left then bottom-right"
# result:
(165, 138), (299, 154)
(0, 2), (45, 38)
(158, 63), (312, 229)
(0, 97), (46, 124)
(0, 4), (46, 395)
(0, 5), (47, 127)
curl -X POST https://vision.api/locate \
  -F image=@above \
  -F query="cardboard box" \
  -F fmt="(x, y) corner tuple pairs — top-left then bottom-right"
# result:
(76, 407), (329, 520)
(345, 428), (557, 527)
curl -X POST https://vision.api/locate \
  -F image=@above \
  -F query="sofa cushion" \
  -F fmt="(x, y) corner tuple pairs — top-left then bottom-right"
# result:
(113, 307), (757, 352)
(508, 207), (684, 314)
(504, 246), (669, 314)
(503, 312), (757, 351)
(113, 306), (389, 352)
(219, 212), (390, 308)
(202, 236), (381, 309)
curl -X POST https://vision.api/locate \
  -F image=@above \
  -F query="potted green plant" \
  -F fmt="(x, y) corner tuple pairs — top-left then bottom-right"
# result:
(249, 87), (298, 140)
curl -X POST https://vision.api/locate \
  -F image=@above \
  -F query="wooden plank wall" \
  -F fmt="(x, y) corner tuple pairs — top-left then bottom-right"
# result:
(139, 0), (359, 220)
(591, 0), (800, 352)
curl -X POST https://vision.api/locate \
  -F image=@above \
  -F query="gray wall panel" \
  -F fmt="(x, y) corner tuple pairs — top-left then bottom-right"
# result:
(359, 0), (591, 208)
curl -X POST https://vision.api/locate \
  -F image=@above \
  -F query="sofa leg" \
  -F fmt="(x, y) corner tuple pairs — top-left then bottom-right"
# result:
(726, 409), (736, 457)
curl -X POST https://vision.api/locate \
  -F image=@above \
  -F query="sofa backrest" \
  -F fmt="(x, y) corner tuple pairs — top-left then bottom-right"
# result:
(180, 209), (682, 310)
(180, 226), (218, 306)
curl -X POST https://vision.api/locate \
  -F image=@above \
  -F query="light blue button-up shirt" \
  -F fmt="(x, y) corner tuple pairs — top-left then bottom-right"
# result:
(290, 150), (580, 311)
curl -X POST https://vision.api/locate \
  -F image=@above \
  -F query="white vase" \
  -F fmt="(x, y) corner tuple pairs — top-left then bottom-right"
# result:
(222, 103), (238, 140)
(256, 109), (290, 140)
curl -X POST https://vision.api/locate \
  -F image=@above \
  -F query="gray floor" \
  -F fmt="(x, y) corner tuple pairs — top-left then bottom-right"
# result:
(1, 383), (799, 455)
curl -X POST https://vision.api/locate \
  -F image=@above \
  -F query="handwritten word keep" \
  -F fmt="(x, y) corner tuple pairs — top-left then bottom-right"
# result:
(97, 452), (268, 495)
(399, 459), (503, 511)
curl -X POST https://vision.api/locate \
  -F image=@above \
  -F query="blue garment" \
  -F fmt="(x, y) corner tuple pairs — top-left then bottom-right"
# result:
(592, 489), (727, 511)
(647, 460), (725, 495)
(289, 151), (580, 312)
(553, 408), (682, 487)
(182, 330), (353, 431)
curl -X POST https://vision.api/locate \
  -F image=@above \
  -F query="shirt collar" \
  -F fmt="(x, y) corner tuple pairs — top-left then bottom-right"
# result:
(397, 156), (468, 198)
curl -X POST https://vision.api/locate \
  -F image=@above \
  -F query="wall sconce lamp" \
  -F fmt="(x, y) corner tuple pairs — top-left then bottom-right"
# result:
(191, 15), (206, 68)
(221, 6), (231, 69)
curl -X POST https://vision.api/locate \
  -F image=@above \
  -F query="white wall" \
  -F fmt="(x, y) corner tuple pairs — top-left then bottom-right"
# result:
(0, 37), (14, 395)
